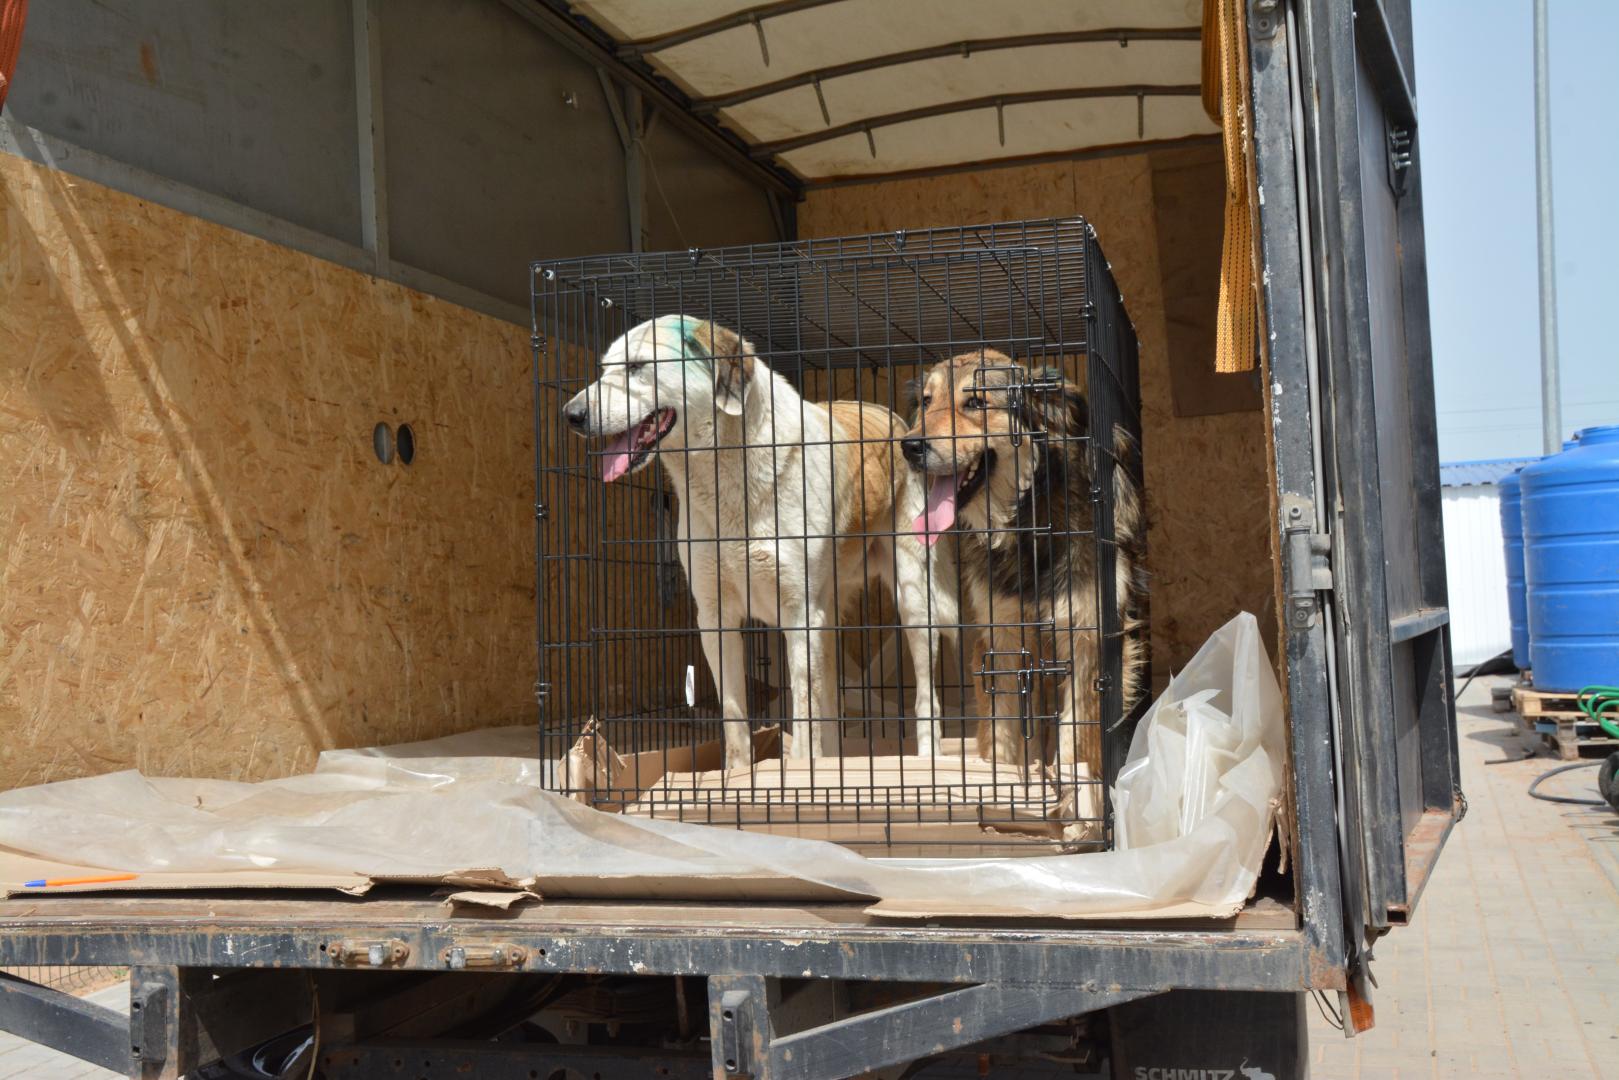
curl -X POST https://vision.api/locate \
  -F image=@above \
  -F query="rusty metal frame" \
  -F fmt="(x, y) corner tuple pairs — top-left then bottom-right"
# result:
(0, 897), (1312, 989)
(0, 905), (1308, 1075)
(708, 974), (1154, 1080)
(0, 971), (130, 1074)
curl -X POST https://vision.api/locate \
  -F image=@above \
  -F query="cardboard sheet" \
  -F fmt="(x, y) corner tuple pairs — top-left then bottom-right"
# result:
(0, 614), (1283, 920)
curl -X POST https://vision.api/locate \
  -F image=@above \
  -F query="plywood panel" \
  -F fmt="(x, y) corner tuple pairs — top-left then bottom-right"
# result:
(0, 154), (535, 789)
(799, 153), (1279, 680)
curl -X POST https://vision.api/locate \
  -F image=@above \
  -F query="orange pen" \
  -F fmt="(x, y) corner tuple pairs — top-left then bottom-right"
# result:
(21, 874), (138, 888)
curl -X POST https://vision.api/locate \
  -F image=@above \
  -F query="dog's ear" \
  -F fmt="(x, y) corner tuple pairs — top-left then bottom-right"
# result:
(1027, 369), (1088, 439)
(683, 320), (754, 417)
(902, 373), (928, 417)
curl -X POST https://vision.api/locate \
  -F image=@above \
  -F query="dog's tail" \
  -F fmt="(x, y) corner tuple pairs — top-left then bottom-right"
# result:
(1108, 422), (1150, 714)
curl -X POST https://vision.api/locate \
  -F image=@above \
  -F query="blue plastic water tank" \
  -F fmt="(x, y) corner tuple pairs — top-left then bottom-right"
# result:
(1521, 423), (1619, 691)
(1498, 470), (1531, 670)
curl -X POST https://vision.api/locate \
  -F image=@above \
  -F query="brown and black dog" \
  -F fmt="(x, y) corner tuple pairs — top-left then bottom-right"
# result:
(900, 349), (1145, 824)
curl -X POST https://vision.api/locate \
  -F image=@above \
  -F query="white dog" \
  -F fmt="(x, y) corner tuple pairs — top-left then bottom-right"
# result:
(563, 315), (955, 771)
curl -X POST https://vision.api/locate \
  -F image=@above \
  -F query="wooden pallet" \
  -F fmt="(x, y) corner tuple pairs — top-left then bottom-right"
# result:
(1508, 693), (1612, 761)
(1510, 685), (1616, 760)
(1511, 685), (1589, 719)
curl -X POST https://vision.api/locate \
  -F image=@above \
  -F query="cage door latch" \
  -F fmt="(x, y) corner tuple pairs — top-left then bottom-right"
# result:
(1283, 498), (1333, 632)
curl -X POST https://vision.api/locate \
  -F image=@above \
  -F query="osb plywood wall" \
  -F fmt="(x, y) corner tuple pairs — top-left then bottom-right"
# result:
(0, 154), (535, 790)
(799, 150), (1280, 681)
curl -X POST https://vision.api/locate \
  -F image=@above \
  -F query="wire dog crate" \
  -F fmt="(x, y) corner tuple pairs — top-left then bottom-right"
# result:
(533, 218), (1145, 853)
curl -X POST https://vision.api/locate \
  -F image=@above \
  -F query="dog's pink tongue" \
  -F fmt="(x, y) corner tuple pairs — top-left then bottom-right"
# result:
(913, 474), (959, 546)
(600, 428), (637, 483)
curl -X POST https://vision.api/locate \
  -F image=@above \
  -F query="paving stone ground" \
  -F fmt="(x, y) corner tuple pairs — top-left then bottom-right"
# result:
(1, 676), (1614, 1078)
(1308, 675), (1619, 1079)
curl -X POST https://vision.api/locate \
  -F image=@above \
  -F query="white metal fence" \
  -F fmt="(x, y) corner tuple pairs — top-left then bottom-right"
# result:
(1441, 485), (1511, 669)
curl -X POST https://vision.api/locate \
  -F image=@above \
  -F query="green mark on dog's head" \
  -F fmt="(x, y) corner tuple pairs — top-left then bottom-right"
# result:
(678, 316), (710, 362)
(641, 317), (749, 418)
(647, 315), (712, 369)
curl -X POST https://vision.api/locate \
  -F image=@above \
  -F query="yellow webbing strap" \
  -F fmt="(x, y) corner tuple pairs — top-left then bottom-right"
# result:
(1202, 0), (1259, 373)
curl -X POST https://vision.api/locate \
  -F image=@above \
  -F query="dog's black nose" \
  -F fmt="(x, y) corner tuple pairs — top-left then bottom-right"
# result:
(900, 436), (927, 468)
(563, 400), (589, 431)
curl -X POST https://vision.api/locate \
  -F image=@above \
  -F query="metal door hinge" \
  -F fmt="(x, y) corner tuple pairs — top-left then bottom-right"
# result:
(1283, 498), (1333, 631)
(1386, 124), (1414, 197)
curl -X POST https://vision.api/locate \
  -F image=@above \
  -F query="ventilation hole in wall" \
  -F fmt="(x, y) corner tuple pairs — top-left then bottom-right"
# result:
(373, 422), (394, 464)
(396, 423), (416, 465)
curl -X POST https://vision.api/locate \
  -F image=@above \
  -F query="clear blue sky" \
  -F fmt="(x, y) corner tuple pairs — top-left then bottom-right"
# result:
(1414, 0), (1618, 462)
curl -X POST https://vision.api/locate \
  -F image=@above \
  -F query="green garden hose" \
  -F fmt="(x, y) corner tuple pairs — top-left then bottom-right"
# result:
(1578, 685), (1619, 740)
(1523, 687), (1619, 812)
(1579, 687), (1619, 813)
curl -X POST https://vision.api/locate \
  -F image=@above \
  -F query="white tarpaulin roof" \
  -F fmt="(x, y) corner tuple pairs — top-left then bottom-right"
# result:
(573, 0), (1217, 180)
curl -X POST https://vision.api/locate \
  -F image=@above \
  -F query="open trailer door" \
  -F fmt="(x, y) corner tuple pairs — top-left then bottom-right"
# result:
(1293, 0), (1463, 940)
(1250, 0), (1464, 971)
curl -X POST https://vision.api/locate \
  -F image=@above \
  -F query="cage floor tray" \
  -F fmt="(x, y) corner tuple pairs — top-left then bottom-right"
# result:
(564, 723), (1100, 851)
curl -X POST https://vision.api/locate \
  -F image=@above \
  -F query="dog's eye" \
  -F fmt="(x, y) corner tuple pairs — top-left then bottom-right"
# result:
(625, 362), (646, 375)
(921, 394), (932, 408)
(963, 395), (987, 410)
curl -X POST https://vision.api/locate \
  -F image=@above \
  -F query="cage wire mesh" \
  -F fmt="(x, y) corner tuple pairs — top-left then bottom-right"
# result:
(534, 218), (1146, 852)
(0, 966), (128, 996)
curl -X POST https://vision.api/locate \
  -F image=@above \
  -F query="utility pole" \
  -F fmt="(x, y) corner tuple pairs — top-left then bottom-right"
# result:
(1534, 0), (1561, 455)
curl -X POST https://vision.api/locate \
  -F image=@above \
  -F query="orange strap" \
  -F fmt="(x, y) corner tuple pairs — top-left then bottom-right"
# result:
(1202, 0), (1259, 374)
(0, 0), (28, 112)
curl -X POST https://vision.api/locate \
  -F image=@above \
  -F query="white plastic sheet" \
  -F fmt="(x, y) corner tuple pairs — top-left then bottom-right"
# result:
(0, 613), (1284, 917)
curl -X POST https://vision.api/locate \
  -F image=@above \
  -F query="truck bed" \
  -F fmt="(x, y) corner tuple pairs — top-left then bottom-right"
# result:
(0, 889), (1307, 990)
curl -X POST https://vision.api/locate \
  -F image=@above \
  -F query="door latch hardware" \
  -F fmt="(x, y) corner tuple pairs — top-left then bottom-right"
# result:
(441, 943), (528, 970)
(978, 649), (1068, 739)
(326, 938), (411, 967)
